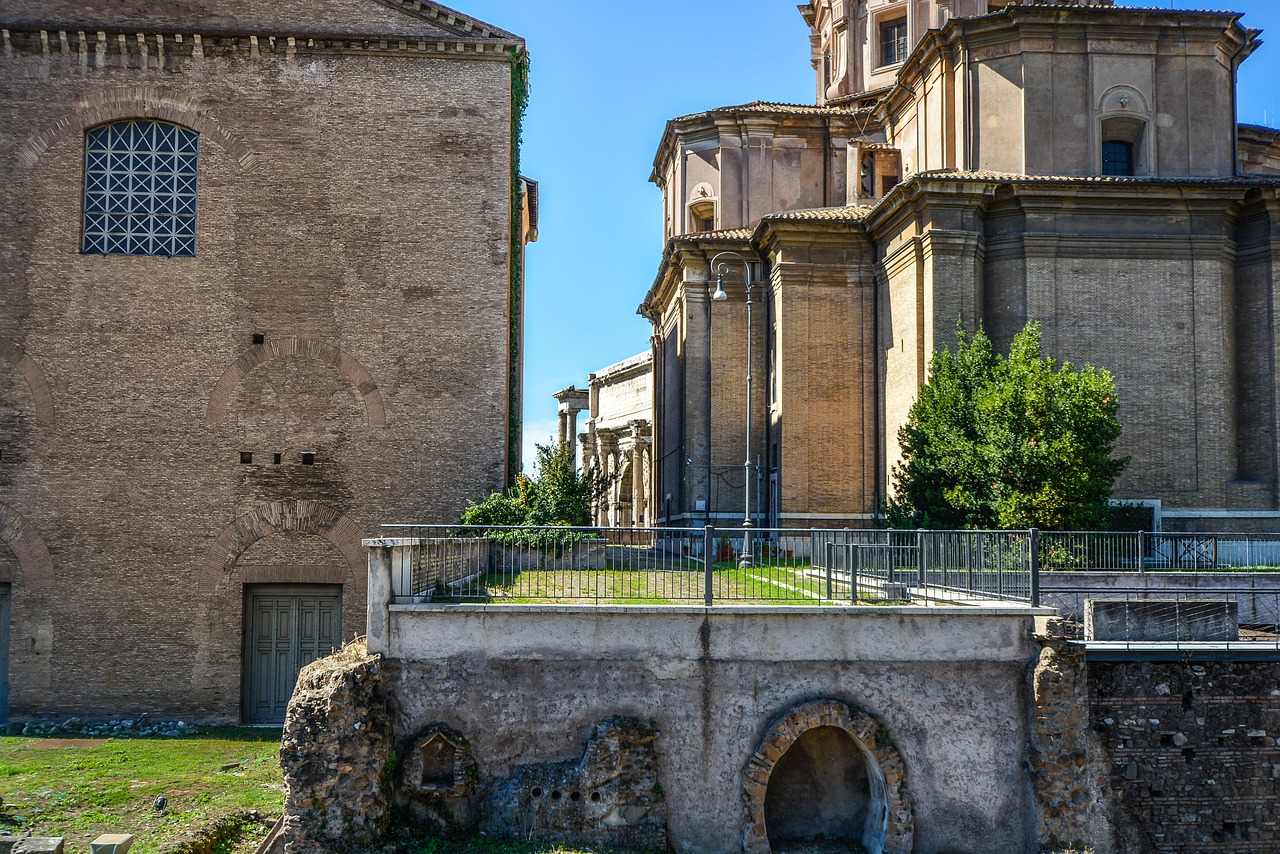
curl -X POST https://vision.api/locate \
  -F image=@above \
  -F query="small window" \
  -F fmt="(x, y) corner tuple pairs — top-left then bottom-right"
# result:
(82, 120), (199, 256)
(881, 18), (908, 66)
(240, 451), (253, 465)
(882, 174), (900, 195)
(252, 333), (265, 346)
(273, 453), (282, 465)
(1102, 141), (1134, 177)
(301, 452), (316, 466)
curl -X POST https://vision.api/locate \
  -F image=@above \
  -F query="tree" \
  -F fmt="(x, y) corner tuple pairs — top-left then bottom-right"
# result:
(887, 322), (1129, 530)
(460, 439), (610, 528)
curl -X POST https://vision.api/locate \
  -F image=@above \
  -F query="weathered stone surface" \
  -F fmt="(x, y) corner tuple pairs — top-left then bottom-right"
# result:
(11, 839), (64, 854)
(1030, 640), (1116, 853)
(482, 717), (667, 851)
(279, 643), (393, 854)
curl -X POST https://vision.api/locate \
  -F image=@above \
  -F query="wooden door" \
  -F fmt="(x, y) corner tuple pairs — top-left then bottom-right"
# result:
(243, 585), (341, 724)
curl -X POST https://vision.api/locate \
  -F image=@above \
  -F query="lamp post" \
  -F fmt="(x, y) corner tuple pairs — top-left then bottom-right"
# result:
(709, 251), (755, 567)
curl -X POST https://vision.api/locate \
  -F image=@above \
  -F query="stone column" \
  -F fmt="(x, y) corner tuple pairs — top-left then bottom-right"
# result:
(552, 386), (589, 468)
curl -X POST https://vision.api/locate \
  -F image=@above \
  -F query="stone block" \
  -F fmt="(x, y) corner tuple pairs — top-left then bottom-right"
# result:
(1085, 599), (1239, 642)
(0, 834), (18, 854)
(12, 839), (64, 854)
(89, 834), (134, 854)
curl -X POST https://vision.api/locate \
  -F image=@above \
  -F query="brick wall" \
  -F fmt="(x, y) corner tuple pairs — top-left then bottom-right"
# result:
(1034, 643), (1280, 854)
(0, 12), (520, 720)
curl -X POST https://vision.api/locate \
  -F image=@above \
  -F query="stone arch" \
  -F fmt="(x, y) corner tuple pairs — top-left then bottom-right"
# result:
(743, 698), (913, 854)
(206, 337), (387, 427)
(0, 502), (55, 590)
(1, 342), (55, 424)
(197, 500), (366, 595)
(17, 86), (259, 172)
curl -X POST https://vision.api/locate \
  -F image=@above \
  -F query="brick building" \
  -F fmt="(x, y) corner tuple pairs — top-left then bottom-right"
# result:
(0, 1), (530, 722)
(639, 0), (1280, 532)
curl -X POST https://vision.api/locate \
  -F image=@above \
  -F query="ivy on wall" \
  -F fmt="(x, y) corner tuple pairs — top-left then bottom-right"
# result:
(507, 46), (531, 487)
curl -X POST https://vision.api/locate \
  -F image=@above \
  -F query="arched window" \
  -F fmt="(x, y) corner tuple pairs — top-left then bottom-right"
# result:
(82, 120), (199, 257)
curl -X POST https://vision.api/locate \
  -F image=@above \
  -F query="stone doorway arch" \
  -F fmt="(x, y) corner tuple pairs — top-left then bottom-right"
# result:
(743, 699), (913, 854)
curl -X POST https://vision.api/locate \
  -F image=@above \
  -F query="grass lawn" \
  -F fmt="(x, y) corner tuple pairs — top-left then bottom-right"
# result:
(434, 563), (883, 605)
(0, 728), (284, 853)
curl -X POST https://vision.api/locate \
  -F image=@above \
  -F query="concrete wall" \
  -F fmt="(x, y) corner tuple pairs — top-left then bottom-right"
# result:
(366, 550), (1046, 854)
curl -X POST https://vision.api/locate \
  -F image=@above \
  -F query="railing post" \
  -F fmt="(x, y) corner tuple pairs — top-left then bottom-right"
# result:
(916, 529), (926, 594)
(825, 541), (833, 601)
(1030, 528), (1040, 607)
(704, 525), (714, 607)
(1138, 531), (1145, 574)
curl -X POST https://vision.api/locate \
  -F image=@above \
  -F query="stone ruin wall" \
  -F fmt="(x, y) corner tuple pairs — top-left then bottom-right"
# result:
(279, 637), (1280, 854)
(1032, 643), (1280, 854)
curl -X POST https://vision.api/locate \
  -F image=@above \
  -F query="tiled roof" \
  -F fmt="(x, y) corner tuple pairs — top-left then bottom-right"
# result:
(672, 228), (753, 242)
(762, 205), (875, 223)
(669, 100), (872, 124)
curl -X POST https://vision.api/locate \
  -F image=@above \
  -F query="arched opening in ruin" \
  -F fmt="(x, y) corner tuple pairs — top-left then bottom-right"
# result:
(764, 725), (879, 850)
(743, 699), (912, 854)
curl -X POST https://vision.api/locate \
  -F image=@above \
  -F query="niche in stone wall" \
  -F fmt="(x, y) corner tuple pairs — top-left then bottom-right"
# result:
(398, 724), (478, 833)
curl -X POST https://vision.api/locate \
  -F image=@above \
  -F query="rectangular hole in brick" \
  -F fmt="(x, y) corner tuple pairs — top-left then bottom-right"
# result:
(301, 452), (316, 466)
(1183, 748), (1196, 765)
(273, 453), (282, 465)
(240, 451), (253, 465)
(252, 333), (265, 345)
(1160, 734), (1174, 748)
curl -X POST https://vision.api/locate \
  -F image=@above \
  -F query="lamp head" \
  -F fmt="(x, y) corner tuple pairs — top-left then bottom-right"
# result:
(712, 264), (729, 301)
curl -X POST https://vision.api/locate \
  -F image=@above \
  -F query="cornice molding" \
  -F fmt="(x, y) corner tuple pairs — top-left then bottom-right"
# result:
(0, 25), (523, 65)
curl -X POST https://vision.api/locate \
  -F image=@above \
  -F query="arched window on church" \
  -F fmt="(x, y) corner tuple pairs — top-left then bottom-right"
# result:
(689, 199), (716, 233)
(1099, 115), (1146, 177)
(82, 119), (199, 257)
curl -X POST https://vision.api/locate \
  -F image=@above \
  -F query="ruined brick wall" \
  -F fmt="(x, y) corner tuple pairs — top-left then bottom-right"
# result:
(0, 9), (520, 719)
(1033, 645), (1280, 854)
(1089, 659), (1280, 854)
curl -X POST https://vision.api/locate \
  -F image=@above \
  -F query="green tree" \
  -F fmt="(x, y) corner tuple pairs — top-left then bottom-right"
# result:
(460, 439), (610, 528)
(887, 322), (1129, 530)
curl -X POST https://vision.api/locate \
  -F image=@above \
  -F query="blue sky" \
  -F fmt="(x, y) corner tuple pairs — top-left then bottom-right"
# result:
(463, 1), (1280, 470)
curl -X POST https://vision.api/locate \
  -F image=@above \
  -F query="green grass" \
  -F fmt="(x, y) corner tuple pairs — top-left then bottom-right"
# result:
(431, 563), (885, 606)
(0, 728), (283, 853)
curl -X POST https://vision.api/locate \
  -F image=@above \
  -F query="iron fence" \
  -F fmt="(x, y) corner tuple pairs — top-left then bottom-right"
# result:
(1038, 531), (1280, 572)
(377, 524), (1043, 606)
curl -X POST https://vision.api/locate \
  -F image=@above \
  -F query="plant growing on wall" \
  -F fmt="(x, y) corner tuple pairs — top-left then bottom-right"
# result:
(888, 321), (1129, 531)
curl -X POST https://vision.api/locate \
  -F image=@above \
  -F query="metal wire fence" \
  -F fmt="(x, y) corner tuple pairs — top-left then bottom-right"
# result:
(1039, 587), (1280, 649)
(377, 524), (1042, 606)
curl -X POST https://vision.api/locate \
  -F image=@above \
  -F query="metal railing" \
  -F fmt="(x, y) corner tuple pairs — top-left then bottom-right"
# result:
(1038, 531), (1280, 572)
(377, 524), (1044, 606)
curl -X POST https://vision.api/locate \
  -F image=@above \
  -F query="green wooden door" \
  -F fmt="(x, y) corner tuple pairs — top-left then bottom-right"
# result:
(243, 585), (341, 724)
(0, 586), (10, 727)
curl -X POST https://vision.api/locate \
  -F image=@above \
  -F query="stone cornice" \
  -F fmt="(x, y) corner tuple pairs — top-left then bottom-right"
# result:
(0, 25), (523, 66)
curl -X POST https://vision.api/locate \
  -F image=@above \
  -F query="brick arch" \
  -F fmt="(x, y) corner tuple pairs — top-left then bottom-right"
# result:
(1, 342), (55, 424)
(205, 338), (387, 427)
(197, 500), (365, 595)
(17, 86), (259, 171)
(743, 698), (914, 854)
(0, 502), (56, 590)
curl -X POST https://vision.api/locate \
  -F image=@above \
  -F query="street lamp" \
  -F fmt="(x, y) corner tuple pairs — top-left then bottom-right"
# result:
(709, 251), (755, 567)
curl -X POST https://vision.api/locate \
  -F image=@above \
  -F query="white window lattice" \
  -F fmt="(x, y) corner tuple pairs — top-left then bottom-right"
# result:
(82, 120), (199, 257)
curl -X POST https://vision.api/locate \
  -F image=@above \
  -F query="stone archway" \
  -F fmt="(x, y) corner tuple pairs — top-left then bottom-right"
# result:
(743, 699), (913, 854)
